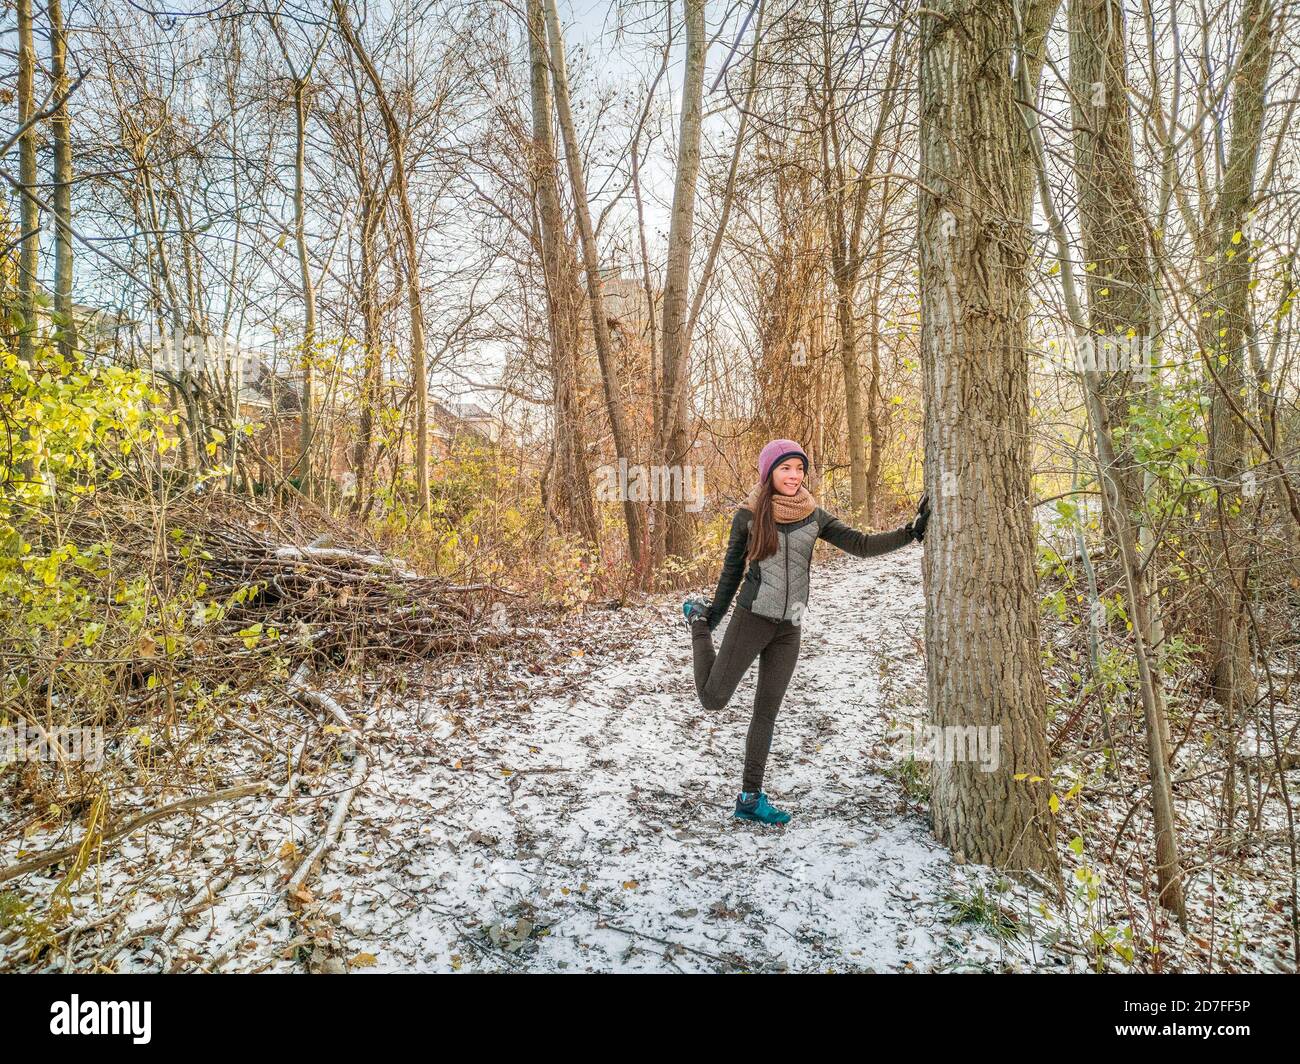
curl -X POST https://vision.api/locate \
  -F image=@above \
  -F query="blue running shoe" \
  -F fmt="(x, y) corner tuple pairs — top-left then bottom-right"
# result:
(681, 594), (709, 629)
(734, 791), (791, 825)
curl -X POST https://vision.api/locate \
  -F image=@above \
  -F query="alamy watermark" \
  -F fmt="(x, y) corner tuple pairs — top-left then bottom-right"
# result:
(887, 723), (1001, 773)
(50, 995), (151, 1044)
(1, 725), (105, 769)
(1047, 333), (1153, 378)
(595, 458), (706, 514)
(150, 323), (261, 383)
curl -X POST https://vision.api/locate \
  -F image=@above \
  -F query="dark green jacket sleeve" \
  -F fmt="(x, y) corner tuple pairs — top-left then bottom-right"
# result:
(706, 508), (751, 629)
(816, 508), (915, 558)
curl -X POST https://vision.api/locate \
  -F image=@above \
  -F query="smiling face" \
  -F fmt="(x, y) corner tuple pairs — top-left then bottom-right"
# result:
(771, 457), (806, 496)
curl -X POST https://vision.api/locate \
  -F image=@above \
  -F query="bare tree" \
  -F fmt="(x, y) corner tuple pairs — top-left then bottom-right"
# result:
(542, 0), (645, 569)
(16, 0), (39, 366)
(332, 0), (433, 517)
(525, 0), (599, 545)
(49, 0), (76, 360)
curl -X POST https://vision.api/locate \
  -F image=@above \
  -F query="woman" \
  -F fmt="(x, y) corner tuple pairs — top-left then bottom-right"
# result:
(683, 439), (930, 825)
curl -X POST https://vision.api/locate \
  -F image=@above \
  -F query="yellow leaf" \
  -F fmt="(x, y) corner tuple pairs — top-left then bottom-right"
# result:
(1049, 793), (1060, 814)
(622, 879), (639, 890)
(350, 952), (378, 968)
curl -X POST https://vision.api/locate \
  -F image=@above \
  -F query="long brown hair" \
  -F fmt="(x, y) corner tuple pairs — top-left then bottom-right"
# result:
(746, 478), (778, 563)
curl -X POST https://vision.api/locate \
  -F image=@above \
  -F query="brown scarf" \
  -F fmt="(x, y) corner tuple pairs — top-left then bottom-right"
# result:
(745, 483), (818, 523)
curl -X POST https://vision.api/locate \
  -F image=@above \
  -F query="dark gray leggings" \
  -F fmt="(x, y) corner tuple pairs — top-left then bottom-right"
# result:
(691, 604), (802, 793)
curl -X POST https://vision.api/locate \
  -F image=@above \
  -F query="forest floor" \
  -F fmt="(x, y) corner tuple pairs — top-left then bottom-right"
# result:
(4, 538), (1297, 973)
(314, 545), (1069, 973)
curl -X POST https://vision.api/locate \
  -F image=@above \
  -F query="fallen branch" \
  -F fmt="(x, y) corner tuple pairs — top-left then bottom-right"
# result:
(288, 665), (357, 731)
(285, 754), (369, 908)
(0, 781), (272, 887)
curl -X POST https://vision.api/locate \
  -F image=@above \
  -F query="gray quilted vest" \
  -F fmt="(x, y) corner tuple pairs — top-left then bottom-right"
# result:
(736, 512), (822, 622)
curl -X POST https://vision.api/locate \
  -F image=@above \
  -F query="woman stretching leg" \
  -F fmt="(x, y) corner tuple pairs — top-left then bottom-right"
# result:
(683, 439), (930, 825)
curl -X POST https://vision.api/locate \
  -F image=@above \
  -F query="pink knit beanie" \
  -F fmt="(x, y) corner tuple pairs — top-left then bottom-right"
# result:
(758, 439), (810, 485)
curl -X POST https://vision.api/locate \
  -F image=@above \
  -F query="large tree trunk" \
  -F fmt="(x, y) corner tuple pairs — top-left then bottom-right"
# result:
(656, 0), (706, 565)
(526, 0), (599, 546)
(542, 0), (644, 570)
(918, 0), (1060, 887)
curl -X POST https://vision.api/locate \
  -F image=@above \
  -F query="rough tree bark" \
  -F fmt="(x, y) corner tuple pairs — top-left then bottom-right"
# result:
(918, 0), (1061, 888)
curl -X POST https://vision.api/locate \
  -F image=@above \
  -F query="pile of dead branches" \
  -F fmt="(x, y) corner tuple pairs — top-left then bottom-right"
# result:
(55, 492), (534, 671)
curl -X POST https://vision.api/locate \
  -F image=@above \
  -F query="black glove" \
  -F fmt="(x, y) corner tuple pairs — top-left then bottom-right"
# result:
(907, 492), (930, 542)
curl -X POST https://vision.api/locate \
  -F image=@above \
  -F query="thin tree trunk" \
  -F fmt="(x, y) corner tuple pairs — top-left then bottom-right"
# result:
(140, 164), (201, 470)
(656, 0), (706, 565)
(542, 0), (644, 570)
(1068, 0), (1173, 761)
(332, 0), (431, 518)
(526, 0), (598, 546)
(820, 9), (903, 521)
(49, 0), (77, 361)
(271, 17), (321, 500)
(353, 179), (383, 519)
(1201, 0), (1275, 719)
(1021, 2), (1185, 921)
(16, 0), (39, 367)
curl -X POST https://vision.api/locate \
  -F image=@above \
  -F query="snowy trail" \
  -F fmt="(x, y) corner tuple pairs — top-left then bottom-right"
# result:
(328, 546), (1064, 973)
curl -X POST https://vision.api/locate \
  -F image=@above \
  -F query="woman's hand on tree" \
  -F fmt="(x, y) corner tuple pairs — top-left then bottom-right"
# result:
(907, 492), (931, 542)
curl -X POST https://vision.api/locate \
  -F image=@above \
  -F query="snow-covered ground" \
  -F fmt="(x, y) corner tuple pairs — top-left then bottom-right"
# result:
(8, 536), (1295, 972)
(311, 545), (1068, 972)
